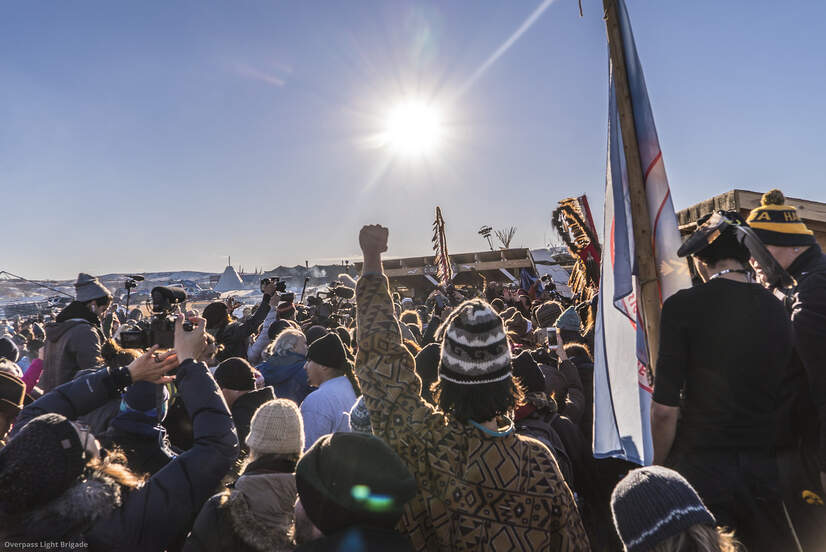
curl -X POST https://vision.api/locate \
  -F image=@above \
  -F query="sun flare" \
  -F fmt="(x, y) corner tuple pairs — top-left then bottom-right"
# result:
(383, 100), (444, 156)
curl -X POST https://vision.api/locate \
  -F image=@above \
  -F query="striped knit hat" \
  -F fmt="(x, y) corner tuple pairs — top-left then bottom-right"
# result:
(439, 299), (512, 385)
(746, 189), (816, 247)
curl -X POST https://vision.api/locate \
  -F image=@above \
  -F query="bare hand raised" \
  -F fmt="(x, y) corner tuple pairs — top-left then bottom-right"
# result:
(127, 346), (179, 385)
(359, 225), (389, 257)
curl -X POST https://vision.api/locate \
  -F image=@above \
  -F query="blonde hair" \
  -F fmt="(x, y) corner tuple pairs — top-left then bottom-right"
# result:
(650, 524), (741, 552)
(265, 329), (306, 360)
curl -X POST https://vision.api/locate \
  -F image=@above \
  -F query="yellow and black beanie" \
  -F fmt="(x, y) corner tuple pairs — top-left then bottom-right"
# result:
(746, 189), (816, 247)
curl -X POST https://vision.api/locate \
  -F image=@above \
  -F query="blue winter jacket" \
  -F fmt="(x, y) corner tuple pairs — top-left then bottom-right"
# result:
(257, 352), (313, 405)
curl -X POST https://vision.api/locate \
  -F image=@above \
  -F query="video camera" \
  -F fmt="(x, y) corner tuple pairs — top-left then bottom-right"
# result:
(120, 286), (190, 349)
(318, 281), (355, 300)
(305, 281), (355, 325)
(123, 274), (144, 309)
(261, 277), (295, 304)
(260, 277), (288, 294)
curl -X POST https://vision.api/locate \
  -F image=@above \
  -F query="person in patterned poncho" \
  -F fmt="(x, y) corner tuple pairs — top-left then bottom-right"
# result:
(354, 224), (589, 551)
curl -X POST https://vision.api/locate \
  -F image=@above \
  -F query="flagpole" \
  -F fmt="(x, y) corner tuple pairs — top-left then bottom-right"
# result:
(603, 0), (662, 373)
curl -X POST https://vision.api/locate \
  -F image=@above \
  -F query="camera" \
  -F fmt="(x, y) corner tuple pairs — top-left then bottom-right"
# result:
(120, 286), (189, 349)
(304, 281), (355, 326)
(322, 281), (355, 300)
(280, 292), (296, 303)
(260, 277), (287, 294)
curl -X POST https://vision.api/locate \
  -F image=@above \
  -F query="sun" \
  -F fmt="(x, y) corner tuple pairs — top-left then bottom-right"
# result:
(383, 100), (444, 156)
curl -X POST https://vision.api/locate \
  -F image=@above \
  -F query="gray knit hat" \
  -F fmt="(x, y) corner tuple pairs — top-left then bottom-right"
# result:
(611, 466), (715, 551)
(75, 273), (111, 303)
(246, 399), (304, 456)
(439, 299), (512, 385)
(554, 307), (582, 332)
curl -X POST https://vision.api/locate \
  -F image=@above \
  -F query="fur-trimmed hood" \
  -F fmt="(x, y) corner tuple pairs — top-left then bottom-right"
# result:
(220, 471), (296, 552)
(1, 467), (123, 541)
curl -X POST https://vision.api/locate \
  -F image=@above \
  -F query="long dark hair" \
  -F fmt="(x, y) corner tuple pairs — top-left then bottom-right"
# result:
(431, 376), (524, 424)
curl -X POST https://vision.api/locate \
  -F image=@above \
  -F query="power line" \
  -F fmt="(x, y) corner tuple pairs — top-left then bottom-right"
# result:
(0, 270), (73, 298)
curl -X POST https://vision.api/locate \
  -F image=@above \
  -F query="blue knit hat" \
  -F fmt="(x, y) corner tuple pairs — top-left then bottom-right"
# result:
(611, 466), (715, 551)
(119, 381), (170, 422)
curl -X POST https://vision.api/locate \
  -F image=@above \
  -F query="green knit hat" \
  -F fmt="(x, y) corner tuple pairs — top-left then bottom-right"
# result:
(746, 189), (816, 247)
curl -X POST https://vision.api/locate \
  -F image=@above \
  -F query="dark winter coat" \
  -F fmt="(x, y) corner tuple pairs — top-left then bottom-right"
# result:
(257, 352), (312, 405)
(295, 526), (414, 552)
(183, 455), (297, 552)
(231, 386), (276, 452)
(214, 297), (272, 362)
(514, 393), (574, 489)
(40, 302), (104, 392)
(778, 245), (826, 470)
(77, 396), (121, 437)
(3, 360), (238, 551)
(98, 425), (178, 477)
(568, 352), (594, 443)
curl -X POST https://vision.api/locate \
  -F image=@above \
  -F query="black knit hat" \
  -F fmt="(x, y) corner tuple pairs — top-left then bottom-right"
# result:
(307, 333), (347, 371)
(490, 298), (505, 313)
(304, 325), (329, 345)
(512, 351), (544, 393)
(0, 413), (86, 513)
(296, 432), (417, 535)
(214, 357), (256, 391)
(0, 336), (19, 363)
(611, 466), (715, 551)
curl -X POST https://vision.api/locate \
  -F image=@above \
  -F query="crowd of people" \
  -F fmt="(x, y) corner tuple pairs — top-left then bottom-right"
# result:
(0, 188), (824, 551)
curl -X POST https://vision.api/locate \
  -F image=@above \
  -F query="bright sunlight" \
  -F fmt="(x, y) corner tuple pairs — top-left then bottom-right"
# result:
(382, 100), (444, 156)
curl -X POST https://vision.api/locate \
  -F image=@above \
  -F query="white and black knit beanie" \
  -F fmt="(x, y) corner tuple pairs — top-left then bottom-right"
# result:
(439, 299), (512, 385)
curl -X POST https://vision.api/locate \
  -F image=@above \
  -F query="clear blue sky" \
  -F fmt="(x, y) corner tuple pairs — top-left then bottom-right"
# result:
(3, 0), (825, 279)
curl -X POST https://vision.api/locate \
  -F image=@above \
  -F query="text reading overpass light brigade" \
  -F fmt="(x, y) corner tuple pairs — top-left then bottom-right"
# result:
(593, 0), (692, 466)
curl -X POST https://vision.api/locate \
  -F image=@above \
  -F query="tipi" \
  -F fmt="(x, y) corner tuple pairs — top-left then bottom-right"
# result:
(214, 264), (244, 292)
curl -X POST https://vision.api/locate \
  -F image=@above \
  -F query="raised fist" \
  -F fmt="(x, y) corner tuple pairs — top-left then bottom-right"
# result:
(359, 224), (389, 257)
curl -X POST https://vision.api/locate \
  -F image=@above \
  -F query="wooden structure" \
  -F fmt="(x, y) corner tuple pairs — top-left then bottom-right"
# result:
(677, 189), (826, 249)
(354, 248), (538, 300)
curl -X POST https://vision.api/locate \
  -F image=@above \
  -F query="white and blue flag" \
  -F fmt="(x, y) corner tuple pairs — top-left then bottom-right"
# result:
(593, 0), (691, 466)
